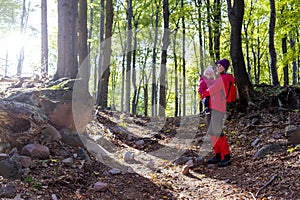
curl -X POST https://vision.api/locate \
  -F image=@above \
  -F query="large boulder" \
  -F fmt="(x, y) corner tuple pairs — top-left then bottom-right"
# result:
(0, 99), (47, 150)
(287, 127), (300, 145)
(5, 78), (94, 133)
(0, 78), (94, 152)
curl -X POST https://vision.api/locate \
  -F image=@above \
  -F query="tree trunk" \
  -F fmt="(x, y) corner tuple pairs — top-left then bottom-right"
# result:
(97, 0), (113, 108)
(158, 0), (170, 117)
(290, 38), (297, 85)
(41, 0), (48, 75)
(181, 0), (186, 117)
(78, 0), (89, 89)
(56, 0), (78, 80)
(131, 21), (138, 115)
(269, 0), (279, 86)
(96, 0), (105, 105)
(173, 28), (179, 117)
(282, 36), (288, 86)
(151, 6), (159, 117)
(17, 0), (30, 76)
(243, 1), (254, 81)
(125, 0), (133, 113)
(196, 1), (204, 74)
(227, 0), (253, 111)
(206, 0), (213, 59)
(117, 19), (127, 112)
(88, 0), (96, 98)
(213, 0), (221, 61)
(195, 0), (204, 113)
(142, 48), (150, 116)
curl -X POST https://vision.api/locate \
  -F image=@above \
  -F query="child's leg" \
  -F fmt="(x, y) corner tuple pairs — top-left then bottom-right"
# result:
(204, 96), (210, 114)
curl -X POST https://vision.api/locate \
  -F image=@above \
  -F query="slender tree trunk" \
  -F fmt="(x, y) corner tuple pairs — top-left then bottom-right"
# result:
(269, 0), (279, 86)
(78, 0), (89, 89)
(41, 0), (48, 75)
(125, 0), (133, 113)
(244, 1), (254, 81)
(206, 0), (213, 59)
(151, 6), (159, 117)
(98, 0), (113, 108)
(131, 21), (138, 115)
(195, 0), (204, 113)
(121, 41), (126, 112)
(282, 36), (288, 86)
(158, 0), (170, 117)
(181, 0), (186, 117)
(117, 21), (127, 112)
(244, 23), (251, 79)
(96, 0), (105, 105)
(142, 48), (150, 116)
(88, 0), (96, 98)
(173, 27), (179, 117)
(196, 1), (204, 74)
(17, 0), (30, 76)
(290, 38), (297, 84)
(213, 0), (221, 61)
(257, 22), (262, 84)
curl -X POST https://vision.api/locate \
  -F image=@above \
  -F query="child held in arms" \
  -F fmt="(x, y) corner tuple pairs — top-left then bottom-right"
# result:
(198, 65), (215, 114)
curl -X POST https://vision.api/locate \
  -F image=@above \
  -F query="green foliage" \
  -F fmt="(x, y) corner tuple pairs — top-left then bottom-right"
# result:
(24, 175), (42, 189)
(0, 0), (22, 32)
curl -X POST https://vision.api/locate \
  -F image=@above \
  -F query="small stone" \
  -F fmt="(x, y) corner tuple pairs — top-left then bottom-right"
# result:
(62, 157), (74, 167)
(285, 125), (298, 137)
(109, 168), (121, 175)
(251, 138), (260, 147)
(21, 144), (49, 159)
(194, 157), (204, 167)
(273, 132), (281, 139)
(185, 159), (194, 167)
(0, 184), (16, 198)
(51, 194), (58, 200)
(123, 151), (134, 162)
(92, 182), (109, 192)
(135, 140), (145, 146)
(147, 160), (155, 169)
(127, 135), (134, 141)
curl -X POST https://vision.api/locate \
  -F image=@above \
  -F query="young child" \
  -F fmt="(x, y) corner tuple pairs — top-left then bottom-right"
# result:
(198, 66), (215, 114)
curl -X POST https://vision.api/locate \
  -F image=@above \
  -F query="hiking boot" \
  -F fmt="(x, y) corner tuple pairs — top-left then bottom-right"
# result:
(207, 153), (221, 164)
(204, 108), (210, 115)
(218, 155), (231, 167)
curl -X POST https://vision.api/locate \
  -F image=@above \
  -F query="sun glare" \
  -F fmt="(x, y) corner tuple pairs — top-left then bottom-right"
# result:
(0, 30), (43, 77)
(2, 33), (26, 54)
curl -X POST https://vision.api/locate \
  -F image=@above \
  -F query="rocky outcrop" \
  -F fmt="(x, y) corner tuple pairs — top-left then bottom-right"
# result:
(0, 78), (94, 153)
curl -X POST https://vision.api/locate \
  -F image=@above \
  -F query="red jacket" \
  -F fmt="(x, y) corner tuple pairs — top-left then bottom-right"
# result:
(202, 73), (235, 113)
(198, 76), (215, 98)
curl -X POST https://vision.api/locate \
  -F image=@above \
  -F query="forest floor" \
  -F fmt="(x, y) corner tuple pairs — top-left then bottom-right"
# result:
(1, 86), (300, 199)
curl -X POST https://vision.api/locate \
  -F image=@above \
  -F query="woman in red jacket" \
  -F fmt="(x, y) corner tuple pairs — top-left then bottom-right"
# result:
(202, 58), (234, 167)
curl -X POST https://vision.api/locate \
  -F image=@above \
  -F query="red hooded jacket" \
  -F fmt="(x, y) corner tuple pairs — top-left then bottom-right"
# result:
(202, 73), (235, 113)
